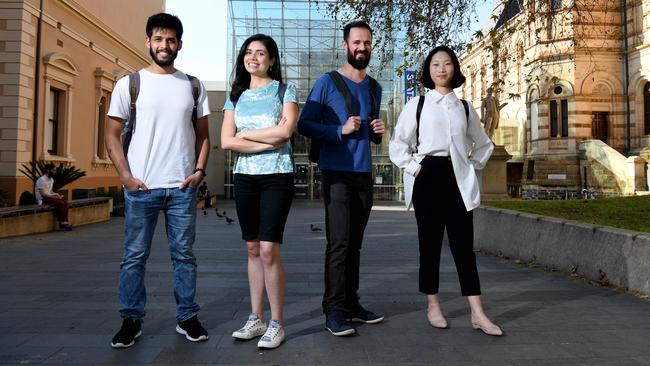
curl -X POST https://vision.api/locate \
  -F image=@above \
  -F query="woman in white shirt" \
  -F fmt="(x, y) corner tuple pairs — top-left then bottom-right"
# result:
(389, 46), (502, 336)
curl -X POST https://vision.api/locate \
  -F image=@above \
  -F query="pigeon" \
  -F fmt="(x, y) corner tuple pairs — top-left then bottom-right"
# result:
(202, 209), (207, 216)
(310, 224), (323, 232)
(215, 211), (224, 218)
(225, 216), (235, 224)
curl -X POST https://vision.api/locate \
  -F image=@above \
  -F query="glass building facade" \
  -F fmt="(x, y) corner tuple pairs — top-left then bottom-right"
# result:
(226, 0), (406, 200)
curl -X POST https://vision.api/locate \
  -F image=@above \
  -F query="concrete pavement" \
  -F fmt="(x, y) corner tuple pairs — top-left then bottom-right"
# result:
(1, 200), (649, 365)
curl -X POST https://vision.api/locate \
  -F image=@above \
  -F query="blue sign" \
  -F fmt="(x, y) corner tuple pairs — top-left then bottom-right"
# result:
(404, 70), (417, 104)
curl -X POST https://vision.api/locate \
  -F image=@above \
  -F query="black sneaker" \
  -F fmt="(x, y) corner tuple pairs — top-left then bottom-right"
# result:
(111, 318), (142, 348)
(346, 305), (385, 324)
(176, 315), (209, 342)
(325, 310), (356, 336)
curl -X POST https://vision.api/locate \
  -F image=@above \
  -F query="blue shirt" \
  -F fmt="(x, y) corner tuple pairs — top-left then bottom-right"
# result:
(223, 80), (298, 174)
(298, 73), (382, 173)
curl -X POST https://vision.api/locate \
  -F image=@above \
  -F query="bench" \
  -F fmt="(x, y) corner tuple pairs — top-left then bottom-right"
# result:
(0, 197), (112, 238)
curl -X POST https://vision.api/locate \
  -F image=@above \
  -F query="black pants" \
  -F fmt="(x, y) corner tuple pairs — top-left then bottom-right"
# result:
(412, 156), (481, 296)
(321, 171), (373, 314)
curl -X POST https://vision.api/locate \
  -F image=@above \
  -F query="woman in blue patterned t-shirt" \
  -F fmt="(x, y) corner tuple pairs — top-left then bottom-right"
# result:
(221, 34), (298, 349)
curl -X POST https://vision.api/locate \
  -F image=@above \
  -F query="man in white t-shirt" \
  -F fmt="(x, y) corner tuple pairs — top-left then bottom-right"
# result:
(105, 13), (211, 349)
(35, 163), (71, 231)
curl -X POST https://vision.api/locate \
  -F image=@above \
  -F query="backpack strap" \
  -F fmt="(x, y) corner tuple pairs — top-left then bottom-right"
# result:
(327, 71), (353, 116)
(277, 82), (287, 105)
(122, 72), (140, 157)
(187, 74), (201, 127)
(461, 99), (469, 123)
(415, 95), (425, 150)
(368, 77), (379, 120)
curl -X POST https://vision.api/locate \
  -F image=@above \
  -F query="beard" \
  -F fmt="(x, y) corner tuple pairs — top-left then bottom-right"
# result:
(347, 49), (371, 70)
(149, 46), (178, 67)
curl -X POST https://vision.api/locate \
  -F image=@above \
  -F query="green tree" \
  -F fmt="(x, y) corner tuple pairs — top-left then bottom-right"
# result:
(19, 160), (87, 192)
(326, 0), (619, 98)
(326, 0), (480, 76)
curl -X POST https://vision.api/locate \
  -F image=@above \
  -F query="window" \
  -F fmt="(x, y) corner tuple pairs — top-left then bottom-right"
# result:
(97, 96), (107, 159)
(550, 99), (569, 137)
(643, 83), (650, 135)
(47, 89), (61, 155)
(42, 53), (78, 160)
(551, 0), (562, 10)
(94, 68), (117, 163)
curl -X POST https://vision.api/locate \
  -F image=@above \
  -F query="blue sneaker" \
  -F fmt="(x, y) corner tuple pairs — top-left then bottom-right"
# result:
(326, 310), (355, 336)
(346, 306), (384, 324)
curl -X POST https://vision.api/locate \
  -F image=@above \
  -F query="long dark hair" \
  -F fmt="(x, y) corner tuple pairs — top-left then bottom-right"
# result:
(230, 34), (282, 103)
(420, 45), (466, 89)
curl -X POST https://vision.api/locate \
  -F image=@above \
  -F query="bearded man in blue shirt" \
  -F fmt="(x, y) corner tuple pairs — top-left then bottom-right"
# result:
(298, 20), (385, 337)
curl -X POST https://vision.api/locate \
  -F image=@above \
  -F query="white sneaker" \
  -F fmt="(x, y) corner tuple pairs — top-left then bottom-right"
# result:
(232, 313), (267, 340)
(257, 320), (285, 349)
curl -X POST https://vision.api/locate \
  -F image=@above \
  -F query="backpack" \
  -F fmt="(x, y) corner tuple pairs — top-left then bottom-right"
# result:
(308, 71), (381, 163)
(414, 95), (470, 150)
(19, 191), (36, 206)
(121, 72), (201, 157)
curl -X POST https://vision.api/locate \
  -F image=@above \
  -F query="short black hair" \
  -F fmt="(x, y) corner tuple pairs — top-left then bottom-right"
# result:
(146, 13), (183, 41)
(44, 163), (55, 170)
(343, 20), (373, 41)
(420, 45), (466, 89)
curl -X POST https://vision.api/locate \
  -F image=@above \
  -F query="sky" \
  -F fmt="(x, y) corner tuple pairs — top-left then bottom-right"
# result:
(165, 0), (494, 83)
(165, 0), (228, 82)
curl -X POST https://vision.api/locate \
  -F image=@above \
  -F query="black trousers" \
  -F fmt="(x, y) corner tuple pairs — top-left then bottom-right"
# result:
(412, 156), (481, 296)
(321, 171), (373, 314)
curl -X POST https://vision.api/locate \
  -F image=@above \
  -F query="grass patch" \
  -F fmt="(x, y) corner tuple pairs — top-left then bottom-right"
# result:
(483, 195), (650, 233)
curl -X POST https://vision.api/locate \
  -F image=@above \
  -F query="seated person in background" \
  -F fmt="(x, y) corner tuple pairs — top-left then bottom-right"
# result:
(198, 181), (212, 208)
(35, 163), (72, 231)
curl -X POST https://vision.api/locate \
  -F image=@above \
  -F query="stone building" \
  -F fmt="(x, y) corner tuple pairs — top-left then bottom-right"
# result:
(0, 0), (164, 205)
(460, 0), (650, 198)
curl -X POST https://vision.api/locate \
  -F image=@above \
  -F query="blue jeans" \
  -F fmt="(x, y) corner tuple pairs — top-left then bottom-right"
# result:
(118, 187), (200, 321)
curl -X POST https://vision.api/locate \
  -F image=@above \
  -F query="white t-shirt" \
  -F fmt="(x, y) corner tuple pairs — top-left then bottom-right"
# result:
(107, 69), (211, 189)
(35, 175), (54, 204)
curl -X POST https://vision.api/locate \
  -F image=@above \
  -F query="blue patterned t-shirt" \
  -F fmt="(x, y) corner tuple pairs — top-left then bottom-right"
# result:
(223, 80), (298, 174)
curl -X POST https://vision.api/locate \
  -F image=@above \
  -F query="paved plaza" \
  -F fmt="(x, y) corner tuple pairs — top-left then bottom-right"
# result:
(1, 200), (649, 365)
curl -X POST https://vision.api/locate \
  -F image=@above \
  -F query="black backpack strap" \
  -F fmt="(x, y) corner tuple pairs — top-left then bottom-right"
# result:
(123, 72), (140, 157)
(277, 82), (287, 105)
(368, 77), (383, 144)
(461, 99), (469, 124)
(187, 74), (201, 127)
(327, 71), (353, 116)
(415, 95), (425, 150)
(368, 77), (379, 120)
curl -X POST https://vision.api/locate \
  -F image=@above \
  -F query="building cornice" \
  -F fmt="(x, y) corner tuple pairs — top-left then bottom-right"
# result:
(23, 0), (149, 69)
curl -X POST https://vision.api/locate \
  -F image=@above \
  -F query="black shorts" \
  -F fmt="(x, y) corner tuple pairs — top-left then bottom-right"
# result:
(234, 173), (294, 243)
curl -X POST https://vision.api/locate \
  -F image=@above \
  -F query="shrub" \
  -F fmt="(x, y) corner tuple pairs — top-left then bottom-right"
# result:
(19, 160), (86, 191)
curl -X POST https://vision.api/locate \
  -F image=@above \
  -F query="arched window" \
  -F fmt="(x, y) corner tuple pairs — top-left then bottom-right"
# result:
(643, 83), (650, 135)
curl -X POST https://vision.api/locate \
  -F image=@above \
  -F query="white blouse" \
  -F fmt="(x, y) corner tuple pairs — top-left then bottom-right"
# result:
(389, 89), (494, 211)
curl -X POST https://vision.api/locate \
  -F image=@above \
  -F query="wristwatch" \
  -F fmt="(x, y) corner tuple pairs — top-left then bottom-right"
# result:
(194, 167), (206, 177)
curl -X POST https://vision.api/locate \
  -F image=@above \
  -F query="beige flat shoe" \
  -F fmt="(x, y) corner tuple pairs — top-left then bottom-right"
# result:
(427, 311), (448, 329)
(471, 321), (503, 336)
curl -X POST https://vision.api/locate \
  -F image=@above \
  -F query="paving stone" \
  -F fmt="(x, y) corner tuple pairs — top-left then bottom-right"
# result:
(0, 200), (648, 364)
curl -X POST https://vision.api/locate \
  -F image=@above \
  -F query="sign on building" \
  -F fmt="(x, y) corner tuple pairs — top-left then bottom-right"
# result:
(404, 70), (416, 104)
